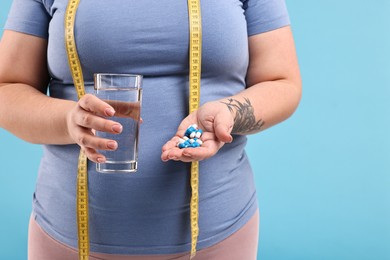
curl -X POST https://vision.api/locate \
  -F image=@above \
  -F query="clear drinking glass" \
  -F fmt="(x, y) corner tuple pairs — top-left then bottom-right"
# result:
(94, 73), (143, 173)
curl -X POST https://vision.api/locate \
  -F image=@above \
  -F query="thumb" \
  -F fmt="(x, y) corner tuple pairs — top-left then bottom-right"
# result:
(214, 111), (234, 143)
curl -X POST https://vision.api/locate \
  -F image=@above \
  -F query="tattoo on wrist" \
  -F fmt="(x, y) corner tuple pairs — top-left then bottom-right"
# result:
(221, 98), (265, 134)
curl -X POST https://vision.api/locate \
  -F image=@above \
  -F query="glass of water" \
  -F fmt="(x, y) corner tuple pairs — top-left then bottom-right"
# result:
(94, 73), (143, 173)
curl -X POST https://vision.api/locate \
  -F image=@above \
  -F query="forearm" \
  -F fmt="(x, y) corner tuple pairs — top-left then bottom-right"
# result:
(0, 83), (75, 144)
(221, 79), (301, 135)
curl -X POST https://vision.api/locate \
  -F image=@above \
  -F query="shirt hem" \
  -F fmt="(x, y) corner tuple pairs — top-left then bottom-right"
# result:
(33, 195), (258, 255)
(247, 15), (291, 36)
(4, 19), (48, 39)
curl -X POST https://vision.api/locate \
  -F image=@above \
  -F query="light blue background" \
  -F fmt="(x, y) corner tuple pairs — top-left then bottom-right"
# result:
(1, 0), (389, 259)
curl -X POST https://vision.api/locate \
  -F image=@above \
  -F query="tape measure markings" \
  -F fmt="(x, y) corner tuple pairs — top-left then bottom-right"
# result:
(65, 0), (89, 259)
(188, 0), (202, 258)
(65, 0), (202, 259)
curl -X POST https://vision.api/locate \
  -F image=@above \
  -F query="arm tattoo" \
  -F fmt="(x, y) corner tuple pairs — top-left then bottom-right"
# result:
(221, 98), (265, 134)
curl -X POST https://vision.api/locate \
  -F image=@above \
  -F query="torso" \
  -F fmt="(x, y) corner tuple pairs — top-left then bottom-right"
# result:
(34, 0), (257, 254)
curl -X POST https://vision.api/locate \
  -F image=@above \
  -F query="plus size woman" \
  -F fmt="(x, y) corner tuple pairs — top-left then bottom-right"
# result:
(0, 0), (301, 259)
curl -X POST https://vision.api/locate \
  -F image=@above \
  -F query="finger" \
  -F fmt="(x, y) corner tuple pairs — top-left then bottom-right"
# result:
(162, 139), (222, 162)
(162, 137), (181, 153)
(163, 146), (215, 162)
(214, 111), (233, 143)
(83, 147), (106, 163)
(175, 155), (197, 163)
(181, 146), (218, 161)
(165, 150), (196, 163)
(74, 110), (123, 134)
(76, 127), (118, 151)
(79, 94), (116, 117)
(161, 147), (183, 162)
(162, 132), (216, 161)
(108, 100), (141, 120)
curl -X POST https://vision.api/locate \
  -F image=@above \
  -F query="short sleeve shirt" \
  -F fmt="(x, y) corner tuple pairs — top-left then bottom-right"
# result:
(5, 0), (290, 254)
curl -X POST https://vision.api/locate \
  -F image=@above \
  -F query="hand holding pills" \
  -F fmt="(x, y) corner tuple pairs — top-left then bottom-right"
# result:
(161, 101), (234, 162)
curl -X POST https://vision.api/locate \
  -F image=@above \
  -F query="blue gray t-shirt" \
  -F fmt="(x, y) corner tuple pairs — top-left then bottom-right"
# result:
(5, 0), (290, 255)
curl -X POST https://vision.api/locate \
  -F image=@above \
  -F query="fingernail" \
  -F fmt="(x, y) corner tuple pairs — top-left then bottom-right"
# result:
(107, 141), (118, 150)
(97, 157), (106, 163)
(112, 124), (123, 133)
(105, 108), (115, 117)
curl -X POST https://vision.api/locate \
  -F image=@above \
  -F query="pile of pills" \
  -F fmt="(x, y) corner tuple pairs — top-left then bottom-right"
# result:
(177, 124), (203, 148)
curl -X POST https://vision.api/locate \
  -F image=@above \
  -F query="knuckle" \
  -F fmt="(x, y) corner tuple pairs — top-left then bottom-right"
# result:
(84, 93), (93, 102)
(104, 121), (113, 132)
(80, 94), (93, 108)
(83, 148), (92, 157)
(84, 148), (97, 162)
(97, 140), (108, 150)
(82, 114), (91, 125)
(90, 153), (99, 162)
(78, 136), (87, 146)
(162, 145), (168, 152)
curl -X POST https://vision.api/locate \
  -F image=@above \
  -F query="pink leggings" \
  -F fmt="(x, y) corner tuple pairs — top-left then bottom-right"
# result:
(28, 210), (259, 260)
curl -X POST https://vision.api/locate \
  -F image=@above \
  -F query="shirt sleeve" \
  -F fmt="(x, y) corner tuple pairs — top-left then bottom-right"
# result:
(4, 0), (51, 39)
(243, 0), (290, 36)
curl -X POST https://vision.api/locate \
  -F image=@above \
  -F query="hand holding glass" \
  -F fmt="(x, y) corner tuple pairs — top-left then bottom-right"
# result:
(94, 73), (142, 173)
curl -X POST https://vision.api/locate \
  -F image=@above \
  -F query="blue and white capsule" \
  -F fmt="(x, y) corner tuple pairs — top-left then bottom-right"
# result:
(178, 124), (204, 149)
(195, 130), (202, 139)
(195, 138), (203, 145)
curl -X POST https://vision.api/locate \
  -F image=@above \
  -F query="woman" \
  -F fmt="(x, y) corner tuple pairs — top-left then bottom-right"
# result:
(0, 0), (301, 259)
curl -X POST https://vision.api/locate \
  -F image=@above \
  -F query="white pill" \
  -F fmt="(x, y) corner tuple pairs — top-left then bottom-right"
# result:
(178, 138), (185, 144)
(195, 132), (201, 138)
(190, 132), (196, 138)
(183, 136), (189, 140)
(191, 124), (198, 129)
(196, 139), (203, 145)
(189, 139), (195, 144)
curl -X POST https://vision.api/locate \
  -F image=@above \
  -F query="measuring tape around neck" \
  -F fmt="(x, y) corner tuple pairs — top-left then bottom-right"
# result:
(64, 1), (202, 259)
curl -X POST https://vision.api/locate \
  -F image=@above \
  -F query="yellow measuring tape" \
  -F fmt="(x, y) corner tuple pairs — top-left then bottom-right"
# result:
(64, 1), (89, 259)
(64, 1), (202, 259)
(187, 0), (202, 258)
